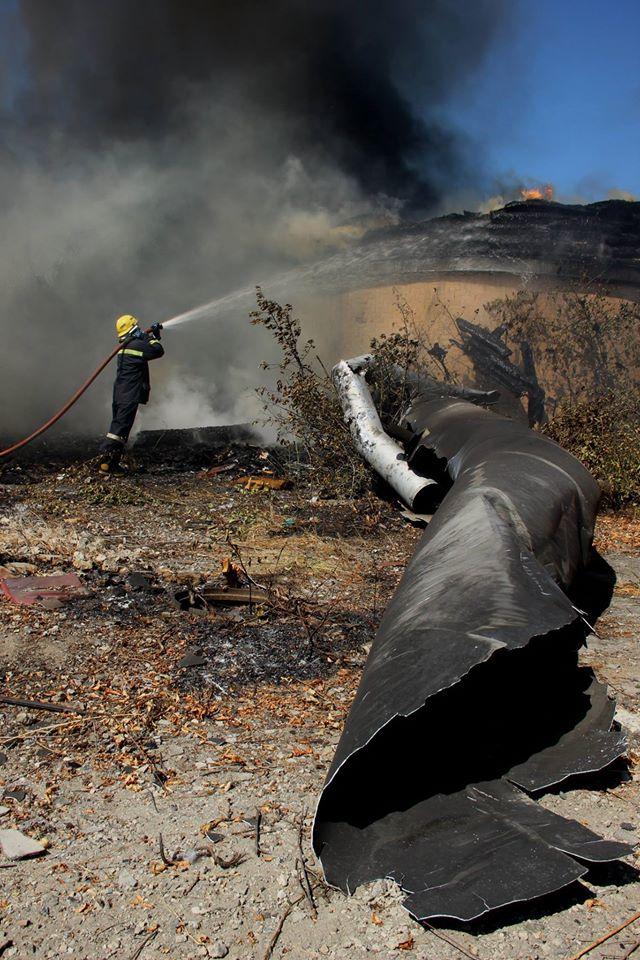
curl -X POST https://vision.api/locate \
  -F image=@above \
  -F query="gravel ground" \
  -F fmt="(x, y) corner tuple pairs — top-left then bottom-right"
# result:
(0, 449), (638, 960)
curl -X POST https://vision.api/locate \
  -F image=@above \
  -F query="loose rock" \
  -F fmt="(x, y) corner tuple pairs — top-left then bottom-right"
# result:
(209, 941), (229, 958)
(0, 828), (47, 860)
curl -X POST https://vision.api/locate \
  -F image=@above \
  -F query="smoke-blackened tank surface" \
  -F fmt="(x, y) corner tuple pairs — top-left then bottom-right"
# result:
(313, 399), (631, 923)
(315, 199), (640, 295)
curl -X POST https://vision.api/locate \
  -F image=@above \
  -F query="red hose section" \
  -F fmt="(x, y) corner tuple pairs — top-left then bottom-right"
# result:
(0, 329), (152, 459)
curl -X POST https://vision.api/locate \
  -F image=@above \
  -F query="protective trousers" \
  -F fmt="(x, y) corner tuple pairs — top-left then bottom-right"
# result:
(100, 399), (139, 456)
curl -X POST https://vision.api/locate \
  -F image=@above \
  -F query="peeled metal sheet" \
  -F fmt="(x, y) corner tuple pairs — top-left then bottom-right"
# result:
(313, 397), (631, 922)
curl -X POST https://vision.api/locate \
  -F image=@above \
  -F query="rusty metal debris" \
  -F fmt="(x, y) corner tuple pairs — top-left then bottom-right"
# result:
(0, 573), (85, 606)
(314, 383), (632, 922)
(175, 585), (269, 611)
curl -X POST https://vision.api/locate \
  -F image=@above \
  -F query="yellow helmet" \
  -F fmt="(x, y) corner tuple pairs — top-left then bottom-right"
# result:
(115, 314), (138, 339)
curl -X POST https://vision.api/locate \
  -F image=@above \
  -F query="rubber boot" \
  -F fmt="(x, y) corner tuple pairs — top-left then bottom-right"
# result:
(99, 446), (127, 475)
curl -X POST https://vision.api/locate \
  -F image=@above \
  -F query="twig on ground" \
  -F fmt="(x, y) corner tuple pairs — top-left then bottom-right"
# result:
(184, 876), (201, 896)
(423, 921), (480, 959)
(228, 538), (267, 591)
(601, 945), (640, 960)
(566, 911), (640, 960)
(255, 808), (262, 857)
(296, 813), (317, 919)
(129, 927), (158, 960)
(0, 696), (85, 714)
(608, 789), (640, 810)
(213, 851), (246, 869)
(0, 721), (78, 743)
(621, 939), (640, 959)
(302, 601), (337, 655)
(261, 893), (306, 960)
(158, 833), (176, 867)
(296, 858), (317, 920)
(127, 729), (168, 790)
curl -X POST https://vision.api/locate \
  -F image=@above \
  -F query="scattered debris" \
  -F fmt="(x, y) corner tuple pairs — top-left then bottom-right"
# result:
(203, 461), (237, 476)
(177, 648), (207, 669)
(566, 909), (640, 960)
(175, 584), (269, 610)
(0, 431), (638, 957)
(398, 509), (432, 527)
(234, 475), (292, 491)
(131, 423), (259, 452)
(221, 557), (243, 586)
(204, 586), (269, 606)
(127, 572), (152, 591)
(2, 789), (26, 803)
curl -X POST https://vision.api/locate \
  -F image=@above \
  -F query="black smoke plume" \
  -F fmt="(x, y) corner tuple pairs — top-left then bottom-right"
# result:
(10, 0), (505, 208)
(0, 0), (506, 436)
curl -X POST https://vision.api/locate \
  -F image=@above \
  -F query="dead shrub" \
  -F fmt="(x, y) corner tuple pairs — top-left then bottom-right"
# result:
(251, 288), (369, 496)
(483, 288), (640, 507)
(251, 287), (439, 496)
(541, 393), (640, 509)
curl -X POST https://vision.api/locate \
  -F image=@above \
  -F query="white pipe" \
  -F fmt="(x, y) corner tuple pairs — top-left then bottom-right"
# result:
(332, 360), (437, 510)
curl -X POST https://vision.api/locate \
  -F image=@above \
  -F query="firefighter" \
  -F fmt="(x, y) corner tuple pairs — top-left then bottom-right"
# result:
(98, 314), (164, 474)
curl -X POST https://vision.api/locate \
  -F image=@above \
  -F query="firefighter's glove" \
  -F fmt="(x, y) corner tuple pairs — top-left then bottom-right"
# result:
(150, 322), (163, 340)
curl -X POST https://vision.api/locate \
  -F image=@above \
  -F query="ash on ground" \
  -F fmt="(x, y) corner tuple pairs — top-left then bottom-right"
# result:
(0, 436), (638, 960)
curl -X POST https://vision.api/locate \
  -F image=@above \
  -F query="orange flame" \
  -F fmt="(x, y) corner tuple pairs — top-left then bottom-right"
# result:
(520, 184), (554, 201)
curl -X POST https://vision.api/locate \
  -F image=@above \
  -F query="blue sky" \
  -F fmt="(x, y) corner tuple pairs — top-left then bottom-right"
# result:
(441, 0), (640, 200)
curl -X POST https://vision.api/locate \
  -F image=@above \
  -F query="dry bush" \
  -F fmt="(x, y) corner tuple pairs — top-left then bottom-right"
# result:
(366, 288), (454, 424)
(484, 289), (640, 507)
(251, 288), (369, 496)
(541, 393), (640, 509)
(251, 287), (440, 496)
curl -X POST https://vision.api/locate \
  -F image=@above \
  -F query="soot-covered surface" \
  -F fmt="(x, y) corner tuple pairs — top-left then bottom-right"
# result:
(313, 398), (631, 922)
(309, 198), (640, 298)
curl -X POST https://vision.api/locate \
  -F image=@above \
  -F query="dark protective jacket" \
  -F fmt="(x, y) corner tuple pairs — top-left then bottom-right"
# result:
(113, 332), (164, 406)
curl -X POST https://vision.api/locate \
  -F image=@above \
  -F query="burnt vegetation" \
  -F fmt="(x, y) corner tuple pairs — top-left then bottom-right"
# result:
(250, 287), (447, 497)
(253, 285), (640, 509)
(486, 289), (640, 508)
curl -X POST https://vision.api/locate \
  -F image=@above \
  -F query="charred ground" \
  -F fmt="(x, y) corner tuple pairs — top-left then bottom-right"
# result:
(0, 438), (638, 959)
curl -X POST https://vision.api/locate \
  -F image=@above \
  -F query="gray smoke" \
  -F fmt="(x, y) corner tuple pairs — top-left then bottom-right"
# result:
(0, 0), (507, 437)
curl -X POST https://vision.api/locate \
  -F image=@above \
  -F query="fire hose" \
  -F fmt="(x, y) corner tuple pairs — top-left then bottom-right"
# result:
(0, 326), (160, 459)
